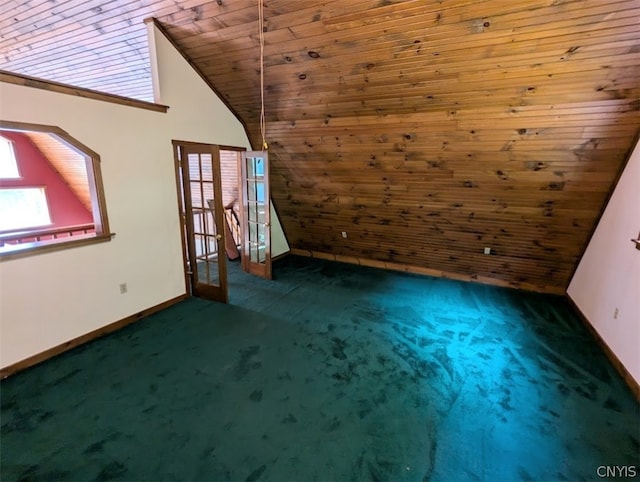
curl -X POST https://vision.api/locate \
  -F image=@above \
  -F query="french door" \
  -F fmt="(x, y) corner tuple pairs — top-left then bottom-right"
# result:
(240, 151), (272, 279)
(174, 141), (228, 303)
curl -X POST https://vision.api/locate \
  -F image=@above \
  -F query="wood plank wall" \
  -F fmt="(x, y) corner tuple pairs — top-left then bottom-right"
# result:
(3, 0), (638, 292)
(161, 0), (639, 292)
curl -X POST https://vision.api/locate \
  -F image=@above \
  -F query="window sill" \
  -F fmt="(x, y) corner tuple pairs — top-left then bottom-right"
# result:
(0, 232), (115, 261)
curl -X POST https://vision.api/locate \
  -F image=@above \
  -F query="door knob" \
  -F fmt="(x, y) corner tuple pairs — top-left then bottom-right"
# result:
(216, 234), (222, 240)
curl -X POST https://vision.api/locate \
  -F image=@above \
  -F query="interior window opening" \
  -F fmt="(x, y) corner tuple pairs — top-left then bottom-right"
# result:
(0, 121), (111, 258)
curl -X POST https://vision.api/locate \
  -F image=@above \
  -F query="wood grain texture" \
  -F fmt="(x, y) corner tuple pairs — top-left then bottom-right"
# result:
(23, 131), (92, 211)
(1, 0), (639, 291)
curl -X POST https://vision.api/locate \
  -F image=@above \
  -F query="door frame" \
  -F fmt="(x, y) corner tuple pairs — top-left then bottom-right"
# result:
(172, 139), (228, 302)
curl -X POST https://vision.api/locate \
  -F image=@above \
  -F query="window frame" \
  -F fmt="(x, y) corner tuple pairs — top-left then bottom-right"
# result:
(0, 120), (113, 260)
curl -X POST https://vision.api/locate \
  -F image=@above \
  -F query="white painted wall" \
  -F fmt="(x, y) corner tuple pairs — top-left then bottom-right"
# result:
(567, 139), (640, 385)
(270, 204), (289, 258)
(0, 23), (288, 368)
(148, 23), (289, 258)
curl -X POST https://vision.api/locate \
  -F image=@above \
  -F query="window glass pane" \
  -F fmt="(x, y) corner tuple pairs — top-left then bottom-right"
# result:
(256, 183), (265, 203)
(254, 157), (264, 177)
(188, 154), (201, 181)
(200, 154), (213, 181)
(246, 156), (264, 179)
(0, 187), (51, 231)
(249, 221), (258, 244)
(0, 136), (20, 179)
(245, 156), (253, 178)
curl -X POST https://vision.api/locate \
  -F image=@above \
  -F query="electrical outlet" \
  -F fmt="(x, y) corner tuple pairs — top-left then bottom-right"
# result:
(613, 307), (619, 319)
(341, 231), (348, 238)
(483, 247), (491, 255)
(119, 283), (128, 294)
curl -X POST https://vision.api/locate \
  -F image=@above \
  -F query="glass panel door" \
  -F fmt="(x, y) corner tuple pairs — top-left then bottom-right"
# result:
(176, 142), (228, 302)
(241, 151), (271, 279)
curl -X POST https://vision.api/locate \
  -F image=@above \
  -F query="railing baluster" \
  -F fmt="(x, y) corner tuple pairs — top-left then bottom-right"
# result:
(0, 223), (95, 246)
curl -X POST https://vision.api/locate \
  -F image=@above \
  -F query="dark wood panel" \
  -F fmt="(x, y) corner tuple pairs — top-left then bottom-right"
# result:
(1, 0), (638, 291)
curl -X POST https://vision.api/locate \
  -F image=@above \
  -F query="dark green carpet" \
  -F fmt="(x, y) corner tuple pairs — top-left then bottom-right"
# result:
(1, 256), (638, 481)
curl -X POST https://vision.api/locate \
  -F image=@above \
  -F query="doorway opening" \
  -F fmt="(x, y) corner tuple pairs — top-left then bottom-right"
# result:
(173, 141), (272, 303)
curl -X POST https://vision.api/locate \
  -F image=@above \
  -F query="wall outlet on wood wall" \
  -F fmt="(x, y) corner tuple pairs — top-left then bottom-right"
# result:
(483, 247), (491, 255)
(341, 231), (348, 238)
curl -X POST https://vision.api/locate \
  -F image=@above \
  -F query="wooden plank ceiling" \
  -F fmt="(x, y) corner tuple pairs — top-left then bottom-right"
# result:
(24, 131), (92, 212)
(2, 0), (639, 292)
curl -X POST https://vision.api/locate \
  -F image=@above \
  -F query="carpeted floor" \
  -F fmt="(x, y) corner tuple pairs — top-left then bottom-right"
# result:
(1, 256), (638, 481)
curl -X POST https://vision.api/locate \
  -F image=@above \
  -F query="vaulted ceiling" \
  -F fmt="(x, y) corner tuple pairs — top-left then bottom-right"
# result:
(24, 131), (91, 211)
(1, 0), (639, 292)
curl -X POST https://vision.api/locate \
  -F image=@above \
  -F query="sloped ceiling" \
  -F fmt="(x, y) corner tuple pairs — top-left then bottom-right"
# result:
(1, 0), (639, 292)
(24, 132), (92, 212)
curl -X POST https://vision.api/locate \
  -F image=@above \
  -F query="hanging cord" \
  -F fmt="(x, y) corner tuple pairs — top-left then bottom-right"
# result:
(258, 0), (268, 150)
